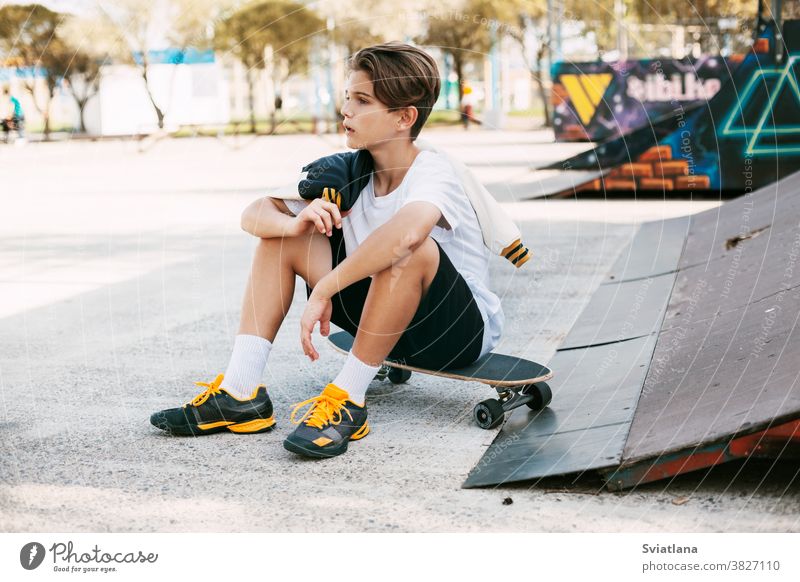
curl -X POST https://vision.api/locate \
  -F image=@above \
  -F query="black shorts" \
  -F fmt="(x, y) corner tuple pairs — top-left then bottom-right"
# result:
(305, 227), (484, 370)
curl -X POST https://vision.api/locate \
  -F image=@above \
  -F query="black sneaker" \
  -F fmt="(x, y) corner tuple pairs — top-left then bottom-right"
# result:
(283, 383), (369, 458)
(150, 374), (275, 436)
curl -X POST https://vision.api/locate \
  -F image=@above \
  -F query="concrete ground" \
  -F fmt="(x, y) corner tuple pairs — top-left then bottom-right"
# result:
(1, 130), (797, 532)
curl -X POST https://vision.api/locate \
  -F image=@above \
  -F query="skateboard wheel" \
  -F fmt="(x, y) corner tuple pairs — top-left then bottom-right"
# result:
(374, 365), (390, 381)
(473, 399), (505, 430)
(388, 367), (412, 384)
(523, 382), (552, 411)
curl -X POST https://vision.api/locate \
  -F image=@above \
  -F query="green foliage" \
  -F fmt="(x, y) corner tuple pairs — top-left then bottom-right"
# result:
(0, 4), (105, 135)
(629, 0), (754, 23)
(215, 1), (323, 74)
(0, 4), (60, 77)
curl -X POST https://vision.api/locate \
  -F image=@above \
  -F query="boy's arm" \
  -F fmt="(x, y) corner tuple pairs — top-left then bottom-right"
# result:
(240, 197), (297, 238)
(313, 201), (441, 298)
(243, 196), (346, 239)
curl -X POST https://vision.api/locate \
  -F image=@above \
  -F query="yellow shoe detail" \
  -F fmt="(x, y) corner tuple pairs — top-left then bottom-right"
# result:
(185, 374), (225, 408)
(312, 436), (333, 447)
(290, 383), (354, 429)
(350, 421), (370, 440)
(227, 417), (275, 433)
(246, 385), (265, 400)
(184, 374), (266, 407)
(197, 420), (235, 430)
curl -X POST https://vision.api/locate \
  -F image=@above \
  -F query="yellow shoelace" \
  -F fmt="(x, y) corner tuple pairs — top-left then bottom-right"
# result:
(184, 374), (225, 408)
(290, 385), (354, 429)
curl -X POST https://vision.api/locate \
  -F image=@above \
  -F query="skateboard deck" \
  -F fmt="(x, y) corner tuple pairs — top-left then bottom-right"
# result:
(328, 330), (554, 429)
(328, 330), (552, 386)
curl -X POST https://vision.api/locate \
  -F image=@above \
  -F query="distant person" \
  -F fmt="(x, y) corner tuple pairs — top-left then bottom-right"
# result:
(2, 87), (25, 143)
(461, 84), (475, 130)
(150, 43), (524, 459)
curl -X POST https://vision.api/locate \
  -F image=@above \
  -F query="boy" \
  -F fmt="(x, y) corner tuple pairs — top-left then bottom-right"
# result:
(150, 42), (504, 458)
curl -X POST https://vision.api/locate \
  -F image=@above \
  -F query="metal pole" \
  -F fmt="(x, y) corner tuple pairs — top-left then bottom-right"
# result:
(491, 27), (503, 129)
(547, 0), (553, 71)
(443, 53), (452, 110)
(325, 17), (336, 133)
(311, 35), (322, 134)
(772, 0), (784, 63)
(615, 0), (626, 59)
(555, 1), (562, 62)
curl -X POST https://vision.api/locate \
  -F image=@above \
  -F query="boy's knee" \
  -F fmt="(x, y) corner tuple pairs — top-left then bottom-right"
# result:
(416, 237), (439, 260)
(377, 236), (438, 277)
(406, 237), (439, 269)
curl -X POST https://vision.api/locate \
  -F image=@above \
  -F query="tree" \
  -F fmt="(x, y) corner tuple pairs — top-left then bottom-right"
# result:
(58, 17), (108, 134)
(629, 0), (754, 22)
(0, 4), (70, 140)
(611, 0), (754, 57)
(317, 0), (390, 55)
(260, 2), (323, 132)
(328, 15), (385, 56)
(215, 5), (270, 134)
(95, 0), (222, 130)
(215, 1), (323, 134)
(488, 0), (552, 127)
(64, 50), (103, 134)
(419, 0), (493, 109)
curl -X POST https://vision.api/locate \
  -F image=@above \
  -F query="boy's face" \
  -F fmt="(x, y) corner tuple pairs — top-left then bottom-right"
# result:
(340, 70), (415, 150)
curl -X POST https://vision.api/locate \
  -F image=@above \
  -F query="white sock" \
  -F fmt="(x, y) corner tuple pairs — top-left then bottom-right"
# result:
(331, 352), (380, 406)
(222, 334), (273, 399)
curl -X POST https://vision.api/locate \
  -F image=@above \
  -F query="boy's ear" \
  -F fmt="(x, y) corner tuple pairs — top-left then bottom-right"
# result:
(396, 106), (418, 132)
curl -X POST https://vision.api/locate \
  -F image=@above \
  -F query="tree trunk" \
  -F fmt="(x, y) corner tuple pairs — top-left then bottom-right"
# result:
(141, 63), (165, 130)
(270, 70), (281, 135)
(246, 68), (257, 134)
(513, 28), (553, 129)
(42, 111), (51, 141)
(78, 100), (87, 133)
(66, 75), (99, 135)
(534, 44), (552, 128)
(453, 56), (465, 110)
(25, 83), (53, 141)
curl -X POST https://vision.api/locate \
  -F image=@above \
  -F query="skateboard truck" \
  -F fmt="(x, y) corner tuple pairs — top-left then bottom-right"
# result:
(473, 383), (552, 430)
(374, 360), (412, 384)
(371, 367), (552, 430)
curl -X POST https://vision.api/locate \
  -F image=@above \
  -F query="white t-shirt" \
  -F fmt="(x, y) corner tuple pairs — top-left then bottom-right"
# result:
(282, 150), (503, 357)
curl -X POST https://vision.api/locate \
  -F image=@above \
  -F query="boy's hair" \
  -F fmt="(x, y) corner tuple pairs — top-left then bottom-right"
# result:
(347, 42), (441, 140)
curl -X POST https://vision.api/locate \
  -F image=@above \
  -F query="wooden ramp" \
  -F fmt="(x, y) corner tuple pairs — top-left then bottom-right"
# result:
(464, 171), (800, 489)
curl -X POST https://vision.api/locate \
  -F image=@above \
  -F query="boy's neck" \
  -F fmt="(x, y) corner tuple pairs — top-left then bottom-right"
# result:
(368, 140), (421, 197)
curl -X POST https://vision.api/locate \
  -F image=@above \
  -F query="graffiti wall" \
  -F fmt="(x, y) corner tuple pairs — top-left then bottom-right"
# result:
(552, 57), (739, 143)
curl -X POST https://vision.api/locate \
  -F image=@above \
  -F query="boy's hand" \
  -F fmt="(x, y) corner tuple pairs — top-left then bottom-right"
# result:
(300, 289), (333, 361)
(286, 198), (350, 238)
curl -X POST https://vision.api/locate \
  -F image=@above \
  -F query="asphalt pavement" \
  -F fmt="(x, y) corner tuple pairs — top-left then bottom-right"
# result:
(3, 130), (795, 532)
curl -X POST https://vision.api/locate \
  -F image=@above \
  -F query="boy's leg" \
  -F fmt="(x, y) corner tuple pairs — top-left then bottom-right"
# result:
(351, 237), (439, 366)
(335, 235), (484, 392)
(329, 238), (439, 405)
(149, 230), (334, 436)
(283, 238), (440, 458)
(238, 230), (333, 342)
(222, 229), (333, 397)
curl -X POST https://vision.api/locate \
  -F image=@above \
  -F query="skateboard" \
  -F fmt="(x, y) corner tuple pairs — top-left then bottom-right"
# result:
(328, 330), (554, 429)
